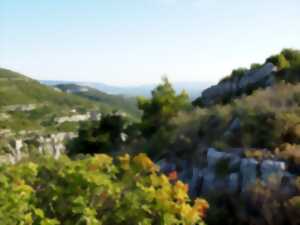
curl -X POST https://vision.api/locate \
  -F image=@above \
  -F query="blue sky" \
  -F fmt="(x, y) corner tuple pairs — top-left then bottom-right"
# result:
(1, 0), (300, 85)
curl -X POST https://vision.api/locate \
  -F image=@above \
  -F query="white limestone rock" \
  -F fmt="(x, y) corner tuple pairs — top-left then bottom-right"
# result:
(261, 160), (286, 184)
(54, 114), (91, 124)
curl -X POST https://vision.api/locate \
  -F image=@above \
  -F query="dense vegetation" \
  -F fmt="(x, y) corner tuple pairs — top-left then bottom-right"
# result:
(3, 48), (300, 225)
(137, 77), (191, 157)
(0, 154), (208, 225)
(69, 113), (130, 155)
(71, 77), (191, 158)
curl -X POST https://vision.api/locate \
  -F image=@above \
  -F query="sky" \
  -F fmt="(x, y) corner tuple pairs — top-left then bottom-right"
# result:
(1, 0), (300, 86)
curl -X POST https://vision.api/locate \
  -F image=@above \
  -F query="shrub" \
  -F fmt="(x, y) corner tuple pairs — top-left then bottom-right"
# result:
(0, 154), (208, 225)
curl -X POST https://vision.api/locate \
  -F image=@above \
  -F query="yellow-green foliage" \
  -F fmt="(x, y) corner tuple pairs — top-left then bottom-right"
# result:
(275, 144), (300, 165)
(212, 83), (300, 148)
(244, 149), (273, 161)
(0, 154), (208, 225)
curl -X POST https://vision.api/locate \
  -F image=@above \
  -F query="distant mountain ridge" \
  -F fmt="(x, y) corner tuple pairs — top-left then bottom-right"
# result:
(40, 80), (211, 99)
(54, 83), (140, 117)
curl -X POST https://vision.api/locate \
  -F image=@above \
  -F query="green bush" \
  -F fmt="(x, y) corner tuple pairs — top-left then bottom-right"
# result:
(0, 154), (208, 225)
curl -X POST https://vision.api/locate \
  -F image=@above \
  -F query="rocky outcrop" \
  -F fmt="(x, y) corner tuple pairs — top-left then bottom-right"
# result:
(198, 63), (277, 106)
(3, 104), (37, 112)
(1, 132), (77, 164)
(37, 132), (77, 158)
(8, 139), (23, 164)
(159, 148), (291, 196)
(55, 114), (91, 124)
(54, 112), (101, 124)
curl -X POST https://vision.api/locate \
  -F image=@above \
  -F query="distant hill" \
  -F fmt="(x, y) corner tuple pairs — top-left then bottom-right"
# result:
(0, 68), (137, 132)
(41, 80), (211, 99)
(0, 68), (94, 108)
(54, 83), (140, 117)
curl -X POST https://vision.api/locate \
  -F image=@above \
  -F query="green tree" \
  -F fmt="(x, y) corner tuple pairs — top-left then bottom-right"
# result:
(137, 77), (190, 138)
(69, 112), (128, 155)
(281, 48), (300, 64)
(250, 63), (262, 70)
(266, 53), (290, 70)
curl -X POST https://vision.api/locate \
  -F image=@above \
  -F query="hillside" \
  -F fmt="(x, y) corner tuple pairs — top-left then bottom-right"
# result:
(2, 50), (300, 225)
(0, 68), (135, 133)
(0, 68), (95, 108)
(54, 83), (140, 117)
(194, 48), (300, 106)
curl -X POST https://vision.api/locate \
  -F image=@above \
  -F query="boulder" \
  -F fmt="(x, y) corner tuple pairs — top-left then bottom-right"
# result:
(202, 169), (216, 193)
(261, 160), (286, 184)
(207, 148), (230, 169)
(240, 158), (259, 191)
(228, 173), (240, 193)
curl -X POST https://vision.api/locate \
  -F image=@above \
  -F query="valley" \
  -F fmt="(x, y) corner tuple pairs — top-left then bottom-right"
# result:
(1, 48), (300, 225)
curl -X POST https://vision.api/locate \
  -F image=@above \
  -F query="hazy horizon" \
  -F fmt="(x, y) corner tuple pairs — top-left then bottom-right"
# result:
(1, 0), (300, 85)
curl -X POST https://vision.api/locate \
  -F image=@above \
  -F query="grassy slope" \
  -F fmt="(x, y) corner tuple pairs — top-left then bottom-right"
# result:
(0, 68), (95, 108)
(0, 68), (135, 132)
(55, 83), (141, 117)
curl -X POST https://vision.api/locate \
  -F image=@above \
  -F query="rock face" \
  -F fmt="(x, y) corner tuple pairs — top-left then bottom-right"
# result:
(238, 63), (276, 89)
(37, 132), (77, 158)
(8, 139), (23, 164)
(2, 132), (78, 164)
(199, 63), (276, 106)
